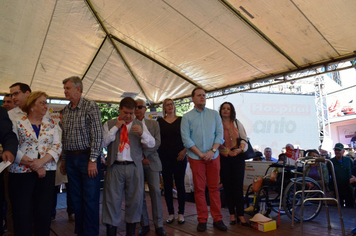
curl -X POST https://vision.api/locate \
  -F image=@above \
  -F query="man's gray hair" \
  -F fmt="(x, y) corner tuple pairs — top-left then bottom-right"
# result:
(63, 76), (83, 93)
(135, 98), (146, 105)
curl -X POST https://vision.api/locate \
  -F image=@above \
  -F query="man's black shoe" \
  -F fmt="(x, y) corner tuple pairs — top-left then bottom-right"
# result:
(155, 227), (166, 236)
(213, 220), (227, 231)
(197, 222), (207, 232)
(139, 225), (150, 236)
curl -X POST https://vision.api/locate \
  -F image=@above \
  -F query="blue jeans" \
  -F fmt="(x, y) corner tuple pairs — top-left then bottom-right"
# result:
(66, 152), (100, 236)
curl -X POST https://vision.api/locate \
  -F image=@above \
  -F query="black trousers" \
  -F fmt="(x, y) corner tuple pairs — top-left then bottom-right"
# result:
(9, 171), (55, 236)
(220, 155), (245, 216)
(337, 185), (354, 208)
(159, 150), (187, 215)
(0, 170), (5, 235)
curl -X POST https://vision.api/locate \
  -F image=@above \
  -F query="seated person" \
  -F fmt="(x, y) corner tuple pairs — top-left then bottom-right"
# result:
(304, 149), (329, 190)
(278, 153), (286, 163)
(253, 151), (263, 161)
(263, 147), (278, 162)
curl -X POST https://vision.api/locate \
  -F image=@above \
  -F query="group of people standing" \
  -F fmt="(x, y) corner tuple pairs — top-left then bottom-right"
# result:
(0, 78), (257, 236)
(3, 78), (355, 235)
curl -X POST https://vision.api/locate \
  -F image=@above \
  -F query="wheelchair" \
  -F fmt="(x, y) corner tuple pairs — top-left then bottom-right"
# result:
(244, 162), (323, 222)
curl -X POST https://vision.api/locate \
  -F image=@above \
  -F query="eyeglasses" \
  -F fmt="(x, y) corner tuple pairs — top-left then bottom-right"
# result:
(164, 103), (174, 107)
(137, 105), (146, 109)
(38, 101), (48, 106)
(10, 91), (22, 98)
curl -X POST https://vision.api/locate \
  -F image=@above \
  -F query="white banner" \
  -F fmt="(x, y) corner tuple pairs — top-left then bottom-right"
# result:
(213, 92), (319, 157)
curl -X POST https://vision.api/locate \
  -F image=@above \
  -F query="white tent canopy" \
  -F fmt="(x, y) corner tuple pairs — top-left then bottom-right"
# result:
(1, 0), (356, 104)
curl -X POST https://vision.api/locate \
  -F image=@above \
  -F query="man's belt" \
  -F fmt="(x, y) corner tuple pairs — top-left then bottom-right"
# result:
(113, 161), (134, 165)
(67, 148), (91, 155)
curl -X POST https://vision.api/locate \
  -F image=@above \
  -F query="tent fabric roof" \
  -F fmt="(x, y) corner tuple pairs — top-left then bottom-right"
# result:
(1, 0), (356, 104)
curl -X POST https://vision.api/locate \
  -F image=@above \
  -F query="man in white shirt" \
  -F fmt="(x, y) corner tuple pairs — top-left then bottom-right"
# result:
(6, 82), (31, 235)
(102, 97), (155, 236)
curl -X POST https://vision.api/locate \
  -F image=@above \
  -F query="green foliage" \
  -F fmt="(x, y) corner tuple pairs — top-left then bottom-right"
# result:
(175, 100), (193, 116)
(155, 98), (193, 116)
(99, 103), (120, 124)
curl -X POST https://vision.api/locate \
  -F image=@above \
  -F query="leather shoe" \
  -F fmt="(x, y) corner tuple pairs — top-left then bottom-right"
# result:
(139, 225), (150, 236)
(155, 227), (166, 236)
(229, 220), (237, 225)
(213, 220), (227, 231)
(106, 225), (117, 236)
(68, 213), (75, 221)
(197, 222), (207, 232)
(126, 223), (136, 236)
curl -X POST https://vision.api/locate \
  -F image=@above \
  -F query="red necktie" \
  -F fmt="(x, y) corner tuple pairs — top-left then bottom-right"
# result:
(118, 118), (132, 152)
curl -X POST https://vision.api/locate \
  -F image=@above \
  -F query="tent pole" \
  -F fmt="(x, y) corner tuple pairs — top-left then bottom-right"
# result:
(110, 35), (199, 88)
(218, 0), (300, 68)
(84, 0), (150, 102)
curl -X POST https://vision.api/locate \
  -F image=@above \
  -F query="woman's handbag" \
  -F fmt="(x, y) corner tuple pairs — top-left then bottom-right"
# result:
(238, 138), (255, 160)
(235, 119), (255, 160)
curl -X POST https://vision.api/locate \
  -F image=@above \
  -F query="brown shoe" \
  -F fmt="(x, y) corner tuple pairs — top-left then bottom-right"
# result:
(68, 213), (75, 221)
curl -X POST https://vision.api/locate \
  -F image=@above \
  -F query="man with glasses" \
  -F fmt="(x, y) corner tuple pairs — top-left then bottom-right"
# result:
(4, 83), (31, 235)
(328, 143), (354, 207)
(8, 83), (31, 121)
(134, 99), (166, 236)
(2, 94), (15, 111)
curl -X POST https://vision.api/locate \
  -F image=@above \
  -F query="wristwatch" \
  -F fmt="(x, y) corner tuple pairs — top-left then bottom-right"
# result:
(89, 157), (97, 163)
(211, 148), (217, 153)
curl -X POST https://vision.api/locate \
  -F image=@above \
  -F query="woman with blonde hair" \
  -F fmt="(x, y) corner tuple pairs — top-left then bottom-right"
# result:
(157, 98), (187, 224)
(9, 91), (61, 236)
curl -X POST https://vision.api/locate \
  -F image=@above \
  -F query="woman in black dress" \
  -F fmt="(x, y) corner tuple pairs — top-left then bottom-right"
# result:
(218, 102), (249, 226)
(157, 98), (187, 224)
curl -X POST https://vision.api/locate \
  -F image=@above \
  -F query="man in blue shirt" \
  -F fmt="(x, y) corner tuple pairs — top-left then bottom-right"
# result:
(181, 87), (226, 232)
(263, 147), (278, 162)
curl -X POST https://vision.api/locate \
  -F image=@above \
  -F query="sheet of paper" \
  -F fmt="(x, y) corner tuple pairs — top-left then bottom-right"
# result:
(0, 161), (11, 173)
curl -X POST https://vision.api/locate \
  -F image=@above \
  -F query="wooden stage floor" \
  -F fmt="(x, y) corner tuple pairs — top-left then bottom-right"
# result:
(50, 192), (356, 236)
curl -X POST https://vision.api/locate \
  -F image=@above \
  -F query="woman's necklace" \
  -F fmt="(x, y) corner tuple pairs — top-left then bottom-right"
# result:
(223, 121), (233, 141)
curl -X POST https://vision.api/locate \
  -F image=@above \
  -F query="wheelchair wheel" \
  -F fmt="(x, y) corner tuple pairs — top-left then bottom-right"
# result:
(263, 186), (286, 215)
(271, 196), (285, 214)
(244, 184), (254, 209)
(283, 177), (322, 222)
